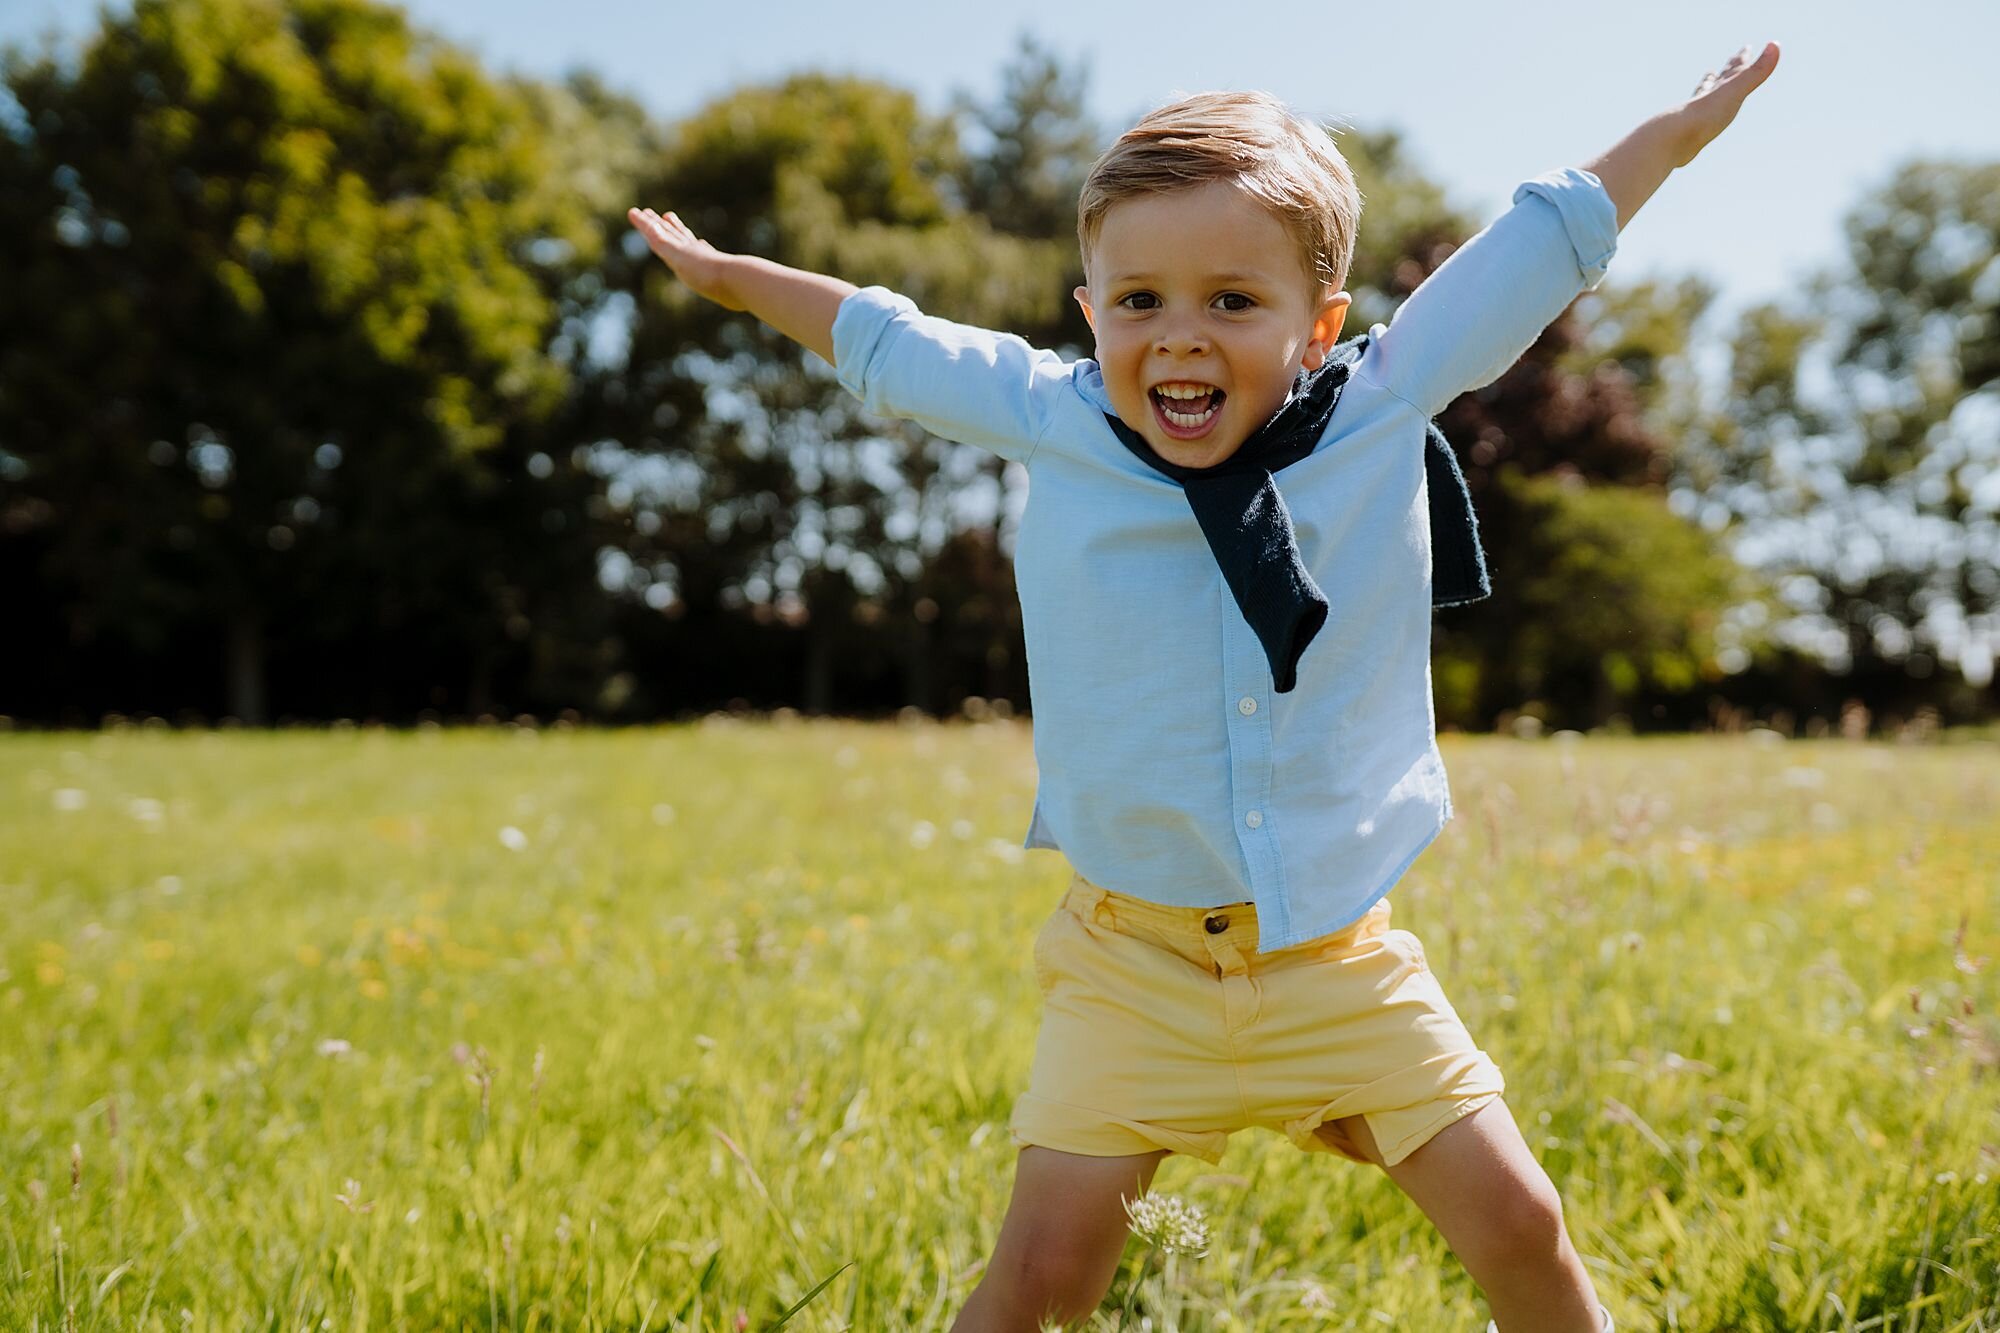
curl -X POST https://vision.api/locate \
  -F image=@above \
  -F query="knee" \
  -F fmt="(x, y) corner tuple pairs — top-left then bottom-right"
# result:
(1462, 1178), (1570, 1271)
(981, 1248), (1117, 1329)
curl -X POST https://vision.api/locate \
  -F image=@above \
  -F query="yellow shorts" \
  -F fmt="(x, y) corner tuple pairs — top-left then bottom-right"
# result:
(1009, 871), (1506, 1168)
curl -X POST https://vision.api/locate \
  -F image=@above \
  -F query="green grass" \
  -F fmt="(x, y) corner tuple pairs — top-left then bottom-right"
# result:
(2, 721), (1996, 1331)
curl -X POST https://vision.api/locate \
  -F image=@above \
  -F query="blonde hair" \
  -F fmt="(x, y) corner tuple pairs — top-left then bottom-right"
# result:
(1077, 90), (1362, 300)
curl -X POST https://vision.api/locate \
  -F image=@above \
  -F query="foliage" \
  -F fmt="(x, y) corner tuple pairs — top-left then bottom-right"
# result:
(3, 0), (1987, 731)
(591, 47), (1092, 716)
(1675, 160), (2000, 705)
(1496, 469), (1765, 728)
(0, 0), (611, 720)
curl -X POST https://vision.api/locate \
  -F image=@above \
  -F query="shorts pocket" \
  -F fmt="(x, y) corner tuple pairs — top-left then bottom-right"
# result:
(1384, 927), (1430, 974)
(1031, 906), (1073, 994)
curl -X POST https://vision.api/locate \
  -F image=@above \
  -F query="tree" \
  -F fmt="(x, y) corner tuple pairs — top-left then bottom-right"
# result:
(596, 65), (1080, 715)
(0, 0), (608, 721)
(1485, 470), (1761, 729)
(1342, 133), (1752, 729)
(1675, 159), (2000, 719)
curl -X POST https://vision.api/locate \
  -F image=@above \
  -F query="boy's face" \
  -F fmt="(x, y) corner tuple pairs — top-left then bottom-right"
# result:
(1075, 181), (1352, 469)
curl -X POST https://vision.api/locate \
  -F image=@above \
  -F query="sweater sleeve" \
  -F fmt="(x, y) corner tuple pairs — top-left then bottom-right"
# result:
(832, 285), (1071, 466)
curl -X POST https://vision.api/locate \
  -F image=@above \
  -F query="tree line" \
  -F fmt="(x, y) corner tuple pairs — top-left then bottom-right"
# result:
(3, 0), (1994, 734)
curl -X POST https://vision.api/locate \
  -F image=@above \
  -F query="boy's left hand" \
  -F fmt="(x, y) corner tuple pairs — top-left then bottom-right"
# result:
(1665, 41), (1781, 167)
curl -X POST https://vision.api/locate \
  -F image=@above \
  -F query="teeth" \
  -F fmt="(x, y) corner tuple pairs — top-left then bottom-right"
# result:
(1152, 382), (1221, 430)
(1161, 401), (1219, 428)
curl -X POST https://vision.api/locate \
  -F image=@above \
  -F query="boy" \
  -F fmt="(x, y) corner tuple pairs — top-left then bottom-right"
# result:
(633, 40), (1778, 1333)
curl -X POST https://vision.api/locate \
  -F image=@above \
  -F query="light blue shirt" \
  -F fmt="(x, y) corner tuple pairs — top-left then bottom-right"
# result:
(831, 167), (1617, 949)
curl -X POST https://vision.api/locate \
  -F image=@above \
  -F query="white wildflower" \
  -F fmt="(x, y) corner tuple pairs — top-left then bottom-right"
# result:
(1123, 1191), (1210, 1257)
(53, 788), (87, 812)
(498, 825), (528, 852)
(986, 838), (1025, 865)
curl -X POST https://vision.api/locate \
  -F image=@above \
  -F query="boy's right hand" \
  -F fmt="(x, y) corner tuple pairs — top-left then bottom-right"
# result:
(628, 207), (744, 310)
(1665, 40), (1780, 167)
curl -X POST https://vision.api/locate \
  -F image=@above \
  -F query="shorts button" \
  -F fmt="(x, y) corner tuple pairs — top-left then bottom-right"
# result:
(1204, 914), (1229, 934)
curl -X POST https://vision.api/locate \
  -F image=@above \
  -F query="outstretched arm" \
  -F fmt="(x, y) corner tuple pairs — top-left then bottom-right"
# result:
(1361, 40), (1782, 419)
(624, 207), (1069, 466)
(626, 207), (854, 365)
(1584, 40), (1781, 232)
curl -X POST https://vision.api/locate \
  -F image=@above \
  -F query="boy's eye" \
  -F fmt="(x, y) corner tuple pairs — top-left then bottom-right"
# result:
(1115, 292), (1255, 311)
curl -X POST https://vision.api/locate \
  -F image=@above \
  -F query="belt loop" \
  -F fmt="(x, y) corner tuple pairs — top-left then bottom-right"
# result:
(1083, 880), (1113, 927)
(1069, 874), (1115, 928)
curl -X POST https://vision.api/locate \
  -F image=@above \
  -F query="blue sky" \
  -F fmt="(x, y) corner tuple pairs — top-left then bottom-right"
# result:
(7, 0), (1997, 329)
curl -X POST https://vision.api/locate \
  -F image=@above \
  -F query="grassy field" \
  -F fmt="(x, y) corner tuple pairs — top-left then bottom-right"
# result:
(2, 720), (1997, 1331)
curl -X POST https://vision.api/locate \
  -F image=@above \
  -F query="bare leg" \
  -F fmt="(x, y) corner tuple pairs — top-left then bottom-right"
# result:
(1325, 1100), (1602, 1333)
(951, 1145), (1172, 1333)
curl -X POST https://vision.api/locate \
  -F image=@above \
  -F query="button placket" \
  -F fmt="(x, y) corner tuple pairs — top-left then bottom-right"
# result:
(1220, 602), (1287, 943)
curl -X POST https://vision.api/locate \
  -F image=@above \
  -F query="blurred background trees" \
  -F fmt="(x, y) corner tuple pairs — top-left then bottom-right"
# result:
(1, 0), (615, 723)
(3, 0), (1993, 733)
(1669, 160), (2000, 729)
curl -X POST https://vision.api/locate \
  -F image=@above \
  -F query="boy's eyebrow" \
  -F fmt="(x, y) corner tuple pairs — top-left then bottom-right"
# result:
(1105, 270), (1274, 286)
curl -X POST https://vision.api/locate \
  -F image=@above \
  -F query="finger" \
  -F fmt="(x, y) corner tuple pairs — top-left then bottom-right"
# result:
(633, 210), (689, 249)
(1717, 41), (1779, 93)
(1725, 41), (1778, 78)
(1736, 41), (1780, 92)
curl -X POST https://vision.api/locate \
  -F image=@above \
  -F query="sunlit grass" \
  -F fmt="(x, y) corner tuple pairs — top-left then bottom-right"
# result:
(2, 720), (1995, 1329)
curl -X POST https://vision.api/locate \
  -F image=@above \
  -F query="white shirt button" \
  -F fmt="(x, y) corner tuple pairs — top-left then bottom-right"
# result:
(1245, 809), (1263, 829)
(1238, 695), (1257, 716)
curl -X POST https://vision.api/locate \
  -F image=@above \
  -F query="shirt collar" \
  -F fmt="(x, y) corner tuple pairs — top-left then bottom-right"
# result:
(1072, 359), (1115, 414)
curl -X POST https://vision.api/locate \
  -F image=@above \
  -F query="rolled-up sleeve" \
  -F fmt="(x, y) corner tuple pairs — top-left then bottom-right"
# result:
(832, 285), (1070, 466)
(1357, 167), (1619, 418)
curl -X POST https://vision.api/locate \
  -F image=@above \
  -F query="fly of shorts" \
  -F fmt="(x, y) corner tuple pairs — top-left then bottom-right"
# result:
(1008, 869), (1506, 1168)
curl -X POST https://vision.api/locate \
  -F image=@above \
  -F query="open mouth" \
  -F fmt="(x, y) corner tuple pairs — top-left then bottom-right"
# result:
(1150, 383), (1227, 439)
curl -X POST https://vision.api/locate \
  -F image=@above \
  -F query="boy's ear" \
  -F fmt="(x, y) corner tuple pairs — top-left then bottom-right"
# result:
(1073, 284), (1096, 332)
(1300, 291), (1352, 371)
